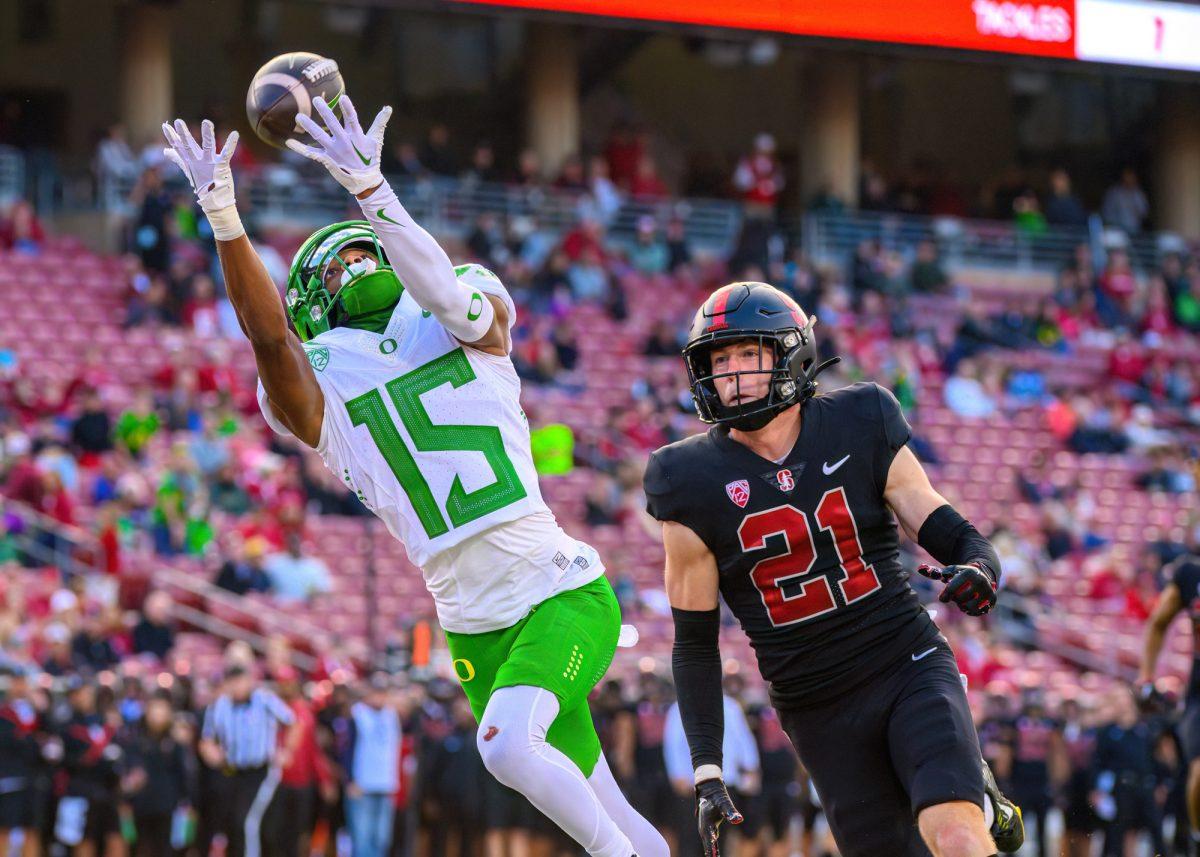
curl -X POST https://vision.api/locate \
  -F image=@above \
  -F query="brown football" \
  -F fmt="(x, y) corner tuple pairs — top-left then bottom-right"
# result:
(246, 52), (344, 149)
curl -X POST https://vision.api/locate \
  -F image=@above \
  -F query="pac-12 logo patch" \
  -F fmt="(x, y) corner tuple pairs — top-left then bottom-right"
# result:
(725, 480), (750, 508)
(776, 469), (795, 492)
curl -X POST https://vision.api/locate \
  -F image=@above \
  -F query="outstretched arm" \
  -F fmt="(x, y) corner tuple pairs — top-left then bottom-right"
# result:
(287, 96), (509, 355)
(161, 120), (323, 446)
(885, 445), (1001, 616)
(1138, 583), (1181, 685)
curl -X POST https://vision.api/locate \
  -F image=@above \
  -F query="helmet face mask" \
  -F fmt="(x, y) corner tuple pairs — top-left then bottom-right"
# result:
(286, 220), (404, 342)
(683, 283), (836, 431)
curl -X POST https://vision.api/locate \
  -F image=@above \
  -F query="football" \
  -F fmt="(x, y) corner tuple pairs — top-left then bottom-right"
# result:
(246, 51), (344, 148)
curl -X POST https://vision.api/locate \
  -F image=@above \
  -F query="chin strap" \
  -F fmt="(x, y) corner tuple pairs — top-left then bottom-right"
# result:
(804, 356), (841, 392)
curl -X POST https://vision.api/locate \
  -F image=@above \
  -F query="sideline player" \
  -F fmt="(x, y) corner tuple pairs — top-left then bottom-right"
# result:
(644, 282), (1024, 856)
(1138, 551), (1200, 851)
(160, 98), (666, 857)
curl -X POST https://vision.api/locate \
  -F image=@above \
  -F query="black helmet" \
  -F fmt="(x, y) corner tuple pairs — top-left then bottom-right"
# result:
(683, 282), (839, 431)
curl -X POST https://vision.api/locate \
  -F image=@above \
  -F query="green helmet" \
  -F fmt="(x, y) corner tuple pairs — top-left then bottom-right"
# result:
(285, 220), (404, 342)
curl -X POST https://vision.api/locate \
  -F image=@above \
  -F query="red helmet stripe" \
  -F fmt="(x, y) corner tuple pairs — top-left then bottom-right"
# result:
(705, 285), (736, 332)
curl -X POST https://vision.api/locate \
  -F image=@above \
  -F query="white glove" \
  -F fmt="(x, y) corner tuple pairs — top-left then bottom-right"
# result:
(286, 95), (392, 196)
(161, 119), (244, 240)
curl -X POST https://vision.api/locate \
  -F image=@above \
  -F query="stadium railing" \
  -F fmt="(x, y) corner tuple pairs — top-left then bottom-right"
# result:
(97, 167), (745, 254)
(800, 210), (1171, 273)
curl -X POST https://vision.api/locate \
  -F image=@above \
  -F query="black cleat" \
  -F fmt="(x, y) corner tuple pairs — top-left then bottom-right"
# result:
(982, 760), (1024, 853)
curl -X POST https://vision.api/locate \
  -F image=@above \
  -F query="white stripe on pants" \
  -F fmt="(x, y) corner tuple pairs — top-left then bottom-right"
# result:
(244, 765), (281, 857)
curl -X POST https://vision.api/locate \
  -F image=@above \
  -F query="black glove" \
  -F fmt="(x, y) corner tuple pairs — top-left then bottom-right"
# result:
(695, 777), (742, 856)
(917, 563), (997, 616)
(1135, 680), (1167, 714)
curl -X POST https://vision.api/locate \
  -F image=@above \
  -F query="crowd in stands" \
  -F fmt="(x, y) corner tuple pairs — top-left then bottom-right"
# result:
(77, 115), (1164, 241)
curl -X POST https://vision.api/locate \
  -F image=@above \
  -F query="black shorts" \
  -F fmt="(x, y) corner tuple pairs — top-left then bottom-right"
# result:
(751, 786), (797, 840)
(77, 796), (120, 845)
(1179, 699), (1200, 761)
(777, 642), (984, 857)
(0, 788), (34, 830)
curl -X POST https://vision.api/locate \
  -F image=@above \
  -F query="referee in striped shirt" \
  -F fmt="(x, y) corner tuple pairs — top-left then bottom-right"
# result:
(200, 663), (298, 857)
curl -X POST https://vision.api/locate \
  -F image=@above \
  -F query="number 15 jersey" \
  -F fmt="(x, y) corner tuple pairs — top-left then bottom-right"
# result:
(258, 265), (603, 633)
(644, 382), (940, 709)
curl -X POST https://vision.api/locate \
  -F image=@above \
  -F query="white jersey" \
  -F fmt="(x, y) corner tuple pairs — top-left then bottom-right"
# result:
(258, 265), (604, 633)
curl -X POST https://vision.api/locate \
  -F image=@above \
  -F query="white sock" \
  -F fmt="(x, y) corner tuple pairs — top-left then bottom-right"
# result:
(983, 794), (996, 829)
(587, 754), (670, 857)
(478, 685), (635, 857)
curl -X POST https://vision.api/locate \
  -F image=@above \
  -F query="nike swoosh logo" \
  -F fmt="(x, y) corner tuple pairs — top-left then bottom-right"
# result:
(376, 208), (403, 227)
(912, 647), (937, 662)
(822, 454), (850, 475)
(352, 143), (372, 166)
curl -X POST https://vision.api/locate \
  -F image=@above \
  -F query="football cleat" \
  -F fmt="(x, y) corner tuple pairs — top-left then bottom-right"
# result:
(982, 759), (1024, 853)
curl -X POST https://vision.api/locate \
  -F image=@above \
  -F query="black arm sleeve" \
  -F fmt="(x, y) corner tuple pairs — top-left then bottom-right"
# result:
(671, 607), (724, 771)
(917, 503), (1002, 584)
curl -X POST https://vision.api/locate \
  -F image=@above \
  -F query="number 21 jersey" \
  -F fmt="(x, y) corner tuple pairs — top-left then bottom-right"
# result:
(258, 265), (602, 633)
(644, 382), (940, 709)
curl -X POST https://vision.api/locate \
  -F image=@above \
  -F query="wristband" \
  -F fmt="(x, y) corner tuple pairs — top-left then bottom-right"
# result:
(206, 204), (245, 242)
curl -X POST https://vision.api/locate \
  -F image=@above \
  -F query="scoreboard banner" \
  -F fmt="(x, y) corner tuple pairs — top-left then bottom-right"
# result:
(453, 0), (1200, 72)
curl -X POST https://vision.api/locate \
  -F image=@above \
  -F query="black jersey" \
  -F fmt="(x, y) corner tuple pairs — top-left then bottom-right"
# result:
(645, 381), (940, 709)
(1168, 554), (1200, 699)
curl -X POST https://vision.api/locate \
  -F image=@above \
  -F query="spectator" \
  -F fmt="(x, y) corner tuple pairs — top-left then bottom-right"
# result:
(71, 610), (120, 671)
(263, 533), (333, 604)
(605, 122), (643, 191)
(1044, 168), (1088, 227)
(273, 667), (332, 857)
(418, 124), (457, 177)
(0, 201), (46, 255)
(132, 591), (175, 660)
(93, 124), (139, 192)
(41, 623), (77, 675)
(664, 217), (692, 273)
(585, 156), (623, 225)
(460, 140), (499, 186)
(114, 391), (160, 458)
(121, 692), (191, 857)
(629, 154), (668, 199)
(584, 474), (623, 527)
(733, 133), (784, 218)
(567, 247), (611, 303)
(214, 538), (273, 596)
(628, 216), (669, 276)
(209, 463), (251, 515)
(943, 360), (997, 419)
(1093, 689), (1164, 855)
(343, 674), (401, 857)
(181, 274), (220, 337)
(643, 320), (680, 358)
(70, 389), (113, 460)
(909, 240), (950, 293)
(554, 154), (588, 193)
(130, 168), (173, 273)
(466, 212), (509, 271)
(1101, 168), (1149, 235)
(58, 679), (123, 857)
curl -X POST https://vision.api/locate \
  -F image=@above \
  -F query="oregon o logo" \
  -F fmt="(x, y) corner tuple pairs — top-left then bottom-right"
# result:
(452, 658), (476, 682)
(380, 338), (398, 354)
(467, 293), (484, 321)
